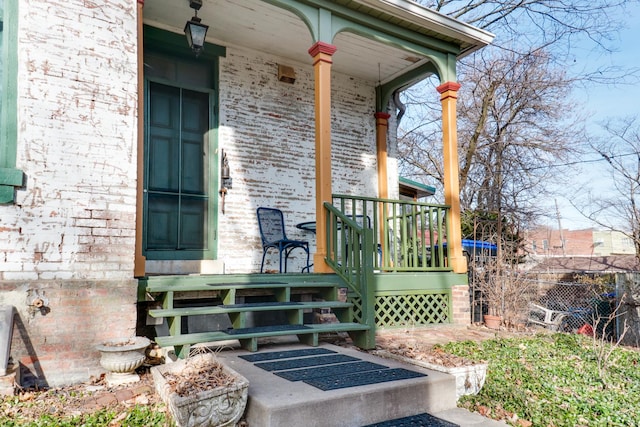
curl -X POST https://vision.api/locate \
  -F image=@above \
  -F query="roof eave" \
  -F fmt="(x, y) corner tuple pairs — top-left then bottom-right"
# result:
(354, 0), (495, 57)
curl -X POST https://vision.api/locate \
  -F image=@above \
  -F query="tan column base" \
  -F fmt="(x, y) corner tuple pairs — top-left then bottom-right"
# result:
(313, 254), (332, 273)
(448, 255), (468, 274)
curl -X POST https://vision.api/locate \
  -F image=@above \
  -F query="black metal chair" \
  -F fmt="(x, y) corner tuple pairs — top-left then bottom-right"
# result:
(257, 207), (310, 273)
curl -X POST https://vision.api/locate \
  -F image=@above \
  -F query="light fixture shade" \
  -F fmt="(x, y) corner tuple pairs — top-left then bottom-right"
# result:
(184, 18), (209, 56)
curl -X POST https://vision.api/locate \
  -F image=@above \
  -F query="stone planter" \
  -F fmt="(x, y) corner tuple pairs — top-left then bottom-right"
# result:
(375, 350), (488, 401)
(96, 336), (151, 386)
(151, 353), (249, 427)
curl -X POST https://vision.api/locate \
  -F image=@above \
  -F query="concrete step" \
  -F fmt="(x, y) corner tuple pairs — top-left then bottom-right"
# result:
(215, 343), (459, 427)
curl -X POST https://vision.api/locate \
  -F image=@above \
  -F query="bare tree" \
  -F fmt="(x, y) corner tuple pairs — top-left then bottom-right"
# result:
(415, 0), (633, 65)
(582, 116), (640, 262)
(398, 0), (638, 227)
(399, 49), (583, 222)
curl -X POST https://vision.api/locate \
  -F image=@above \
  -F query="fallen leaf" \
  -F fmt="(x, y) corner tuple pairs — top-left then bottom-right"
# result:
(477, 405), (491, 416)
(109, 411), (128, 426)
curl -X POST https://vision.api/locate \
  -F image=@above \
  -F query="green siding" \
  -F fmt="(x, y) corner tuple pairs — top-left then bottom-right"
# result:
(0, 0), (22, 204)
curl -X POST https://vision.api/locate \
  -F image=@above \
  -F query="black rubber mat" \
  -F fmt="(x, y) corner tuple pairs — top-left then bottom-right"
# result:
(275, 360), (389, 381)
(207, 281), (287, 286)
(226, 324), (310, 335)
(303, 368), (426, 391)
(239, 348), (336, 362)
(221, 301), (302, 308)
(362, 413), (459, 427)
(255, 354), (359, 371)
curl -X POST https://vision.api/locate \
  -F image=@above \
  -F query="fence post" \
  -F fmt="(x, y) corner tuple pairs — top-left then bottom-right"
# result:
(617, 273), (640, 347)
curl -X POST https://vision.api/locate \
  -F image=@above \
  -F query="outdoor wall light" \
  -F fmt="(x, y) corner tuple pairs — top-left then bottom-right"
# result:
(184, 0), (209, 57)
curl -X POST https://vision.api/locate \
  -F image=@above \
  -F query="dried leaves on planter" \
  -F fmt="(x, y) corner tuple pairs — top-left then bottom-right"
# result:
(162, 357), (235, 397)
(380, 342), (483, 367)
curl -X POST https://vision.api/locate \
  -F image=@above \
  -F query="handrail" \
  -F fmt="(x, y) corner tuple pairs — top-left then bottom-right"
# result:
(324, 203), (376, 348)
(332, 194), (452, 272)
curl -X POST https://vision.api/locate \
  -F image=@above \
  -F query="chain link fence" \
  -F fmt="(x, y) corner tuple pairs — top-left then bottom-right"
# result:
(470, 273), (618, 336)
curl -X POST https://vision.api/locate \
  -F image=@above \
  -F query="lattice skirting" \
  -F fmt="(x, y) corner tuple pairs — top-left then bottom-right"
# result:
(374, 291), (452, 327)
(348, 291), (452, 327)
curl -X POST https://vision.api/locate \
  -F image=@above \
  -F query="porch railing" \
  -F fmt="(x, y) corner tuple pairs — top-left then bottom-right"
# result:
(331, 195), (452, 272)
(324, 202), (376, 348)
(323, 196), (452, 345)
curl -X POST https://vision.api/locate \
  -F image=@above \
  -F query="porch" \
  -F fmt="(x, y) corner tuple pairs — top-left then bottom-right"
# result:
(139, 195), (468, 357)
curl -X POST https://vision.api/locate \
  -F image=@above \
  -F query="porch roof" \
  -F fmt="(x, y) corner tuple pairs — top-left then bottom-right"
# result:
(143, 0), (494, 85)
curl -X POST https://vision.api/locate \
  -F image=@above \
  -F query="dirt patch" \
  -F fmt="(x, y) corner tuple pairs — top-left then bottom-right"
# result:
(369, 324), (537, 367)
(2, 365), (164, 422)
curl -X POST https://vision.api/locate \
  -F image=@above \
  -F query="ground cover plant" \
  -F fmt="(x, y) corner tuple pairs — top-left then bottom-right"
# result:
(0, 399), (168, 427)
(440, 333), (640, 426)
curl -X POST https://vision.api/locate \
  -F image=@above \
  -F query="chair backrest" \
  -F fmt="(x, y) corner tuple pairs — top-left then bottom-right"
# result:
(354, 214), (371, 229)
(343, 214), (371, 229)
(257, 207), (287, 245)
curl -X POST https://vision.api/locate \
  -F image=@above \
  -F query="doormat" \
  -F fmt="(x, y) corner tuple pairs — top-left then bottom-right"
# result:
(221, 301), (302, 308)
(225, 324), (310, 335)
(255, 354), (358, 371)
(207, 281), (287, 287)
(275, 360), (388, 381)
(362, 413), (459, 427)
(303, 368), (426, 391)
(239, 348), (336, 363)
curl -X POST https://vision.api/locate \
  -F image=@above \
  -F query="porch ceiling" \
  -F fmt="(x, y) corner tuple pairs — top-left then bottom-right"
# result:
(142, 0), (493, 84)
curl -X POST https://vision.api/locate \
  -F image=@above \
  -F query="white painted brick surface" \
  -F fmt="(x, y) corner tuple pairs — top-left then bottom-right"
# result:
(0, 0), (138, 281)
(217, 46), (391, 273)
(0, 4), (400, 278)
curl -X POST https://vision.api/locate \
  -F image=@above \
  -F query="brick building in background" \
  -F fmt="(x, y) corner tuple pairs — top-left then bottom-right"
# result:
(524, 227), (638, 281)
(525, 227), (635, 258)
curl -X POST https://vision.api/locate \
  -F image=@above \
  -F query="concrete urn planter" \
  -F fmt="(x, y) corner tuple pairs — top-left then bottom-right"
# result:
(375, 350), (488, 401)
(151, 353), (249, 427)
(96, 336), (151, 386)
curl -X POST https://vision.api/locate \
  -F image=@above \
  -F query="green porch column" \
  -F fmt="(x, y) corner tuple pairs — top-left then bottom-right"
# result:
(437, 81), (467, 274)
(309, 41), (337, 273)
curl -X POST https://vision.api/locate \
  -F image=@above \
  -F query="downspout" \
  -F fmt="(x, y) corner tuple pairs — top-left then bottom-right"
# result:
(0, 305), (16, 376)
(392, 88), (406, 123)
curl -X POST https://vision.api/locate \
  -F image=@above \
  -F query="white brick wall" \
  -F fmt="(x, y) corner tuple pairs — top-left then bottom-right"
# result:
(217, 45), (393, 273)
(0, 0), (139, 281)
(0, 5), (399, 277)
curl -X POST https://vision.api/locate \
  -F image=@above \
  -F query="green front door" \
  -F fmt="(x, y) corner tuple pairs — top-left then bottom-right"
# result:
(143, 52), (217, 260)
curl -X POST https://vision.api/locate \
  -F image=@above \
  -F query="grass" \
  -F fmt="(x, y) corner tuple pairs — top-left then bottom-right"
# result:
(438, 333), (640, 427)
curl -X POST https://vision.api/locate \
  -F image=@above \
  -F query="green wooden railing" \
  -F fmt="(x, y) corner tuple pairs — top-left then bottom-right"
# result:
(324, 203), (376, 349)
(332, 195), (452, 272)
(323, 196), (453, 345)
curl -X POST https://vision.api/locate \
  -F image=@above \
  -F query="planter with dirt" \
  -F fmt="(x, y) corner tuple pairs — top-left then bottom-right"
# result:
(151, 352), (249, 427)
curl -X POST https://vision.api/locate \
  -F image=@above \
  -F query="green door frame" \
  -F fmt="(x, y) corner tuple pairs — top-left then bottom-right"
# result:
(142, 26), (225, 261)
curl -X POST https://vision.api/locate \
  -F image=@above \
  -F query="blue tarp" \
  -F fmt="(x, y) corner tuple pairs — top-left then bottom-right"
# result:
(441, 239), (497, 252)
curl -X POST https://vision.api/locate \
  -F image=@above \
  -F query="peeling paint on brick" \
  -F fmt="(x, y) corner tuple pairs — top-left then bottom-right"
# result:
(217, 45), (397, 273)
